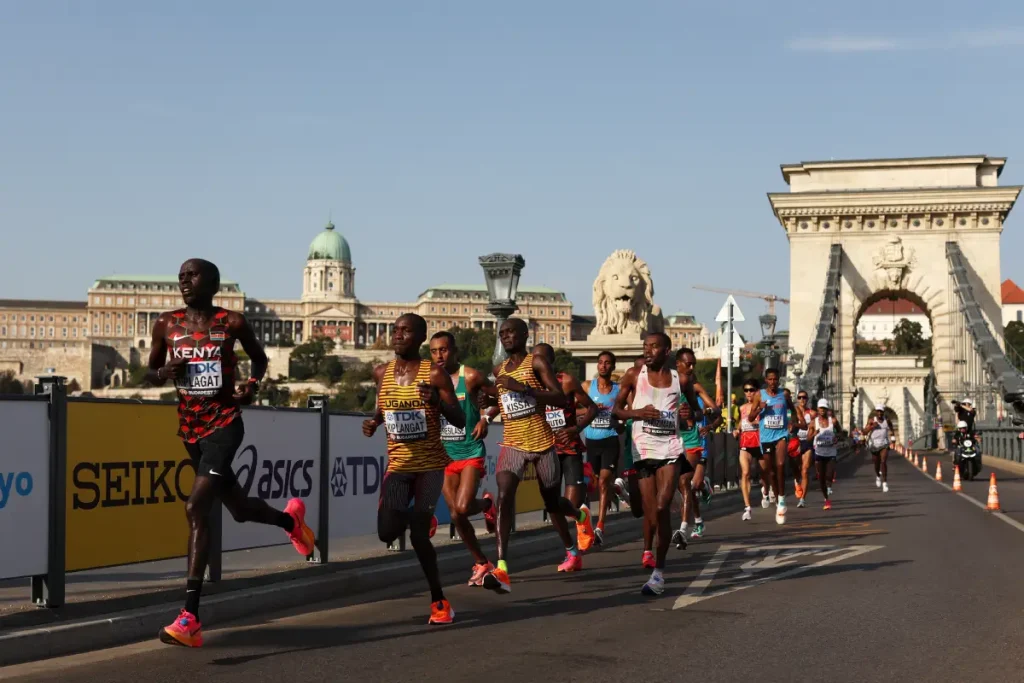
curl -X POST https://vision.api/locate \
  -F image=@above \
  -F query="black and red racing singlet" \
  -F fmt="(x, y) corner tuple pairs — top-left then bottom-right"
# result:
(165, 308), (239, 443)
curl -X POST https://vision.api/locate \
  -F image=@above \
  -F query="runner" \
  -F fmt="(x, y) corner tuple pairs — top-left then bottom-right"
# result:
(864, 405), (895, 493)
(428, 331), (500, 587)
(746, 368), (804, 524)
(806, 399), (842, 509)
(793, 390), (816, 508)
(362, 314), (464, 625)
(672, 348), (719, 546)
(535, 343), (599, 549)
(150, 259), (315, 648)
(477, 319), (595, 591)
(612, 332), (692, 595)
(582, 351), (622, 547)
(733, 379), (768, 521)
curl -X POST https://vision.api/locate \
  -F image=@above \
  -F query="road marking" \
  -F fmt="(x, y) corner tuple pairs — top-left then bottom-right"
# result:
(672, 544), (883, 610)
(909, 458), (1024, 534)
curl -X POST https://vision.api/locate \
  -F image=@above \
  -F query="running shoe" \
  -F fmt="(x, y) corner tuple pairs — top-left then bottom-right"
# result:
(827, 486), (833, 497)
(594, 527), (604, 548)
(882, 482), (889, 493)
(641, 572), (665, 596)
(875, 476), (882, 488)
(284, 498), (316, 556)
(159, 609), (203, 648)
(429, 515), (438, 539)
(775, 498), (787, 525)
(690, 522), (705, 539)
(428, 600), (455, 625)
(671, 529), (688, 550)
(468, 562), (494, 587)
(823, 500), (832, 511)
(769, 488), (777, 504)
(761, 494), (771, 509)
(483, 567), (512, 594)
(614, 477), (627, 502)
(698, 479), (713, 505)
(557, 551), (583, 572)
(576, 505), (595, 552)
(741, 507), (752, 521)
(794, 482), (805, 499)
(482, 491), (497, 534)
(797, 498), (806, 508)
(642, 550), (656, 569)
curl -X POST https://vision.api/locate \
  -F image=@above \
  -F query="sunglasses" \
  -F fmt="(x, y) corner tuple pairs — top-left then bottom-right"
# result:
(743, 388), (756, 393)
(797, 395), (808, 400)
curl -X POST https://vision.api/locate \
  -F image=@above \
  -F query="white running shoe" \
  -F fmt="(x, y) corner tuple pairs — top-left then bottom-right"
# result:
(876, 476), (882, 488)
(742, 507), (752, 521)
(797, 498), (806, 508)
(761, 495), (770, 509)
(827, 486), (833, 497)
(775, 498), (787, 525)
(769, 488), (777, 504)
(761, 485), (768, 498)
(882, 482), (889, 493)
(641, 571), (665, 596)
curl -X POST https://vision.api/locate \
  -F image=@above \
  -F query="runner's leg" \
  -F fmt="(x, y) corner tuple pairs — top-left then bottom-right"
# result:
(879, 447), (889, 483)
(443, 468), (487, 564)
(739, 450), (753, 510)
(816, 461), (829, 499)
(800, 450), (812, 500)
(408, 472), (447, 604)
(654, 462), (679, 568)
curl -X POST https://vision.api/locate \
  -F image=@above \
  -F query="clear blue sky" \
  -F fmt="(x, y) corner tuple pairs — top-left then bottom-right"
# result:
(4, 0), (1024, 341)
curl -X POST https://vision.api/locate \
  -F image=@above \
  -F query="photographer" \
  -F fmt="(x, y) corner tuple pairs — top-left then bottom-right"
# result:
(952, 398), (977, 435)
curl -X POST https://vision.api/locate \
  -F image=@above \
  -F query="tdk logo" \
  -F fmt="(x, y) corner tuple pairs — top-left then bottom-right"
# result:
(331, 456), (386, 497)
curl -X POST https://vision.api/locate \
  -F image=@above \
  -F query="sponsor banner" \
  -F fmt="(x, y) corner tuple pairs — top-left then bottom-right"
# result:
(327, 415), (387, 538)
(0, 400), (50, 580)
(66, 402), (193, 571)
(222, 409), (321, 552)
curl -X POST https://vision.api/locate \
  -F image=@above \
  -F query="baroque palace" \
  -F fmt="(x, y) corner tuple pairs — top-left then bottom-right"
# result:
(0, 222), (705, 391)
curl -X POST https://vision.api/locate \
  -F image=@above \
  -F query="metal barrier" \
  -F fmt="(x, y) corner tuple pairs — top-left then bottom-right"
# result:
(974, 427), (1024, 465)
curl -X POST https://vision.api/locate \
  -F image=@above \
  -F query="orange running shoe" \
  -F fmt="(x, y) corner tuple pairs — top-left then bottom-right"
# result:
(483, 566), (512, 594)
(575, 504), (595, 552)
(794, 482), (805, 499)
(428, 599), (455, 625)
(823, 500), (832, 511)
(429, 515), (438, 538)
(557, 551), (583, 572)
(159, 609), (203, 648)
(284, 498), (316, 556)
(482, 491), (497, 534)
(468, 561), (494, 586)
(642, 550), (656, 569)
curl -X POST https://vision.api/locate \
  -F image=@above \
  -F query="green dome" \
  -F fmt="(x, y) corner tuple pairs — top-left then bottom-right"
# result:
(307, 221), (352, 263)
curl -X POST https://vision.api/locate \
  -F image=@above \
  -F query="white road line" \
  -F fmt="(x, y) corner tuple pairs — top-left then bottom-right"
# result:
(674, 544), (735, 605)
(908, 456), (1024, 534)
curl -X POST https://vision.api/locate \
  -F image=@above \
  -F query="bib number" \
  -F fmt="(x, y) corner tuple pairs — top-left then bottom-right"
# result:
(815, 433), (836, 448)
(545, 408), (567, 430)
(591, 410), (612, 430)
(440, 415), (466, 442)
(176, 360), (223, 396)
(385, 409), (428, 442)
(763, 415), (784, 430)
(500, 391), (537, 420)
(642, 410), (677, 437)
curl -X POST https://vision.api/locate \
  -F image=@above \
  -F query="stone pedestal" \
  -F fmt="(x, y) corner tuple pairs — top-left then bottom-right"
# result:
(564, 333), (646, 380)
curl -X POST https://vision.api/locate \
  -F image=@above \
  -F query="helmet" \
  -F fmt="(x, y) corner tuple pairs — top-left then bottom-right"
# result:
(957, 420), (968, 429)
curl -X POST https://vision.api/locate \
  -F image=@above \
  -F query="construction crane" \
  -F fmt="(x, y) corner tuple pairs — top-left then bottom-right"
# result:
(691, 285), (790, 315)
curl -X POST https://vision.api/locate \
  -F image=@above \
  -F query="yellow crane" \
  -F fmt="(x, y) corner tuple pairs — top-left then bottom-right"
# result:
(691, 285), (790, 315)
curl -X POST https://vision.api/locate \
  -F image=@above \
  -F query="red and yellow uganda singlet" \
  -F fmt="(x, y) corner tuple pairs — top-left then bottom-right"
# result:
(166, 308), (239, 443)
(496, 353), (555, 453)
(378, 360), (450, 473)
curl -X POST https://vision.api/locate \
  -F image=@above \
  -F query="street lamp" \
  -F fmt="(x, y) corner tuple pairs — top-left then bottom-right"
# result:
(759, 313), (778, 372)
(479, 253), (525, 366)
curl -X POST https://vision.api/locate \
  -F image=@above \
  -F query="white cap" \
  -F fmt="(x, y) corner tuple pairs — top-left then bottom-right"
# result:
(961, 397), (973, 405)
(876, 404), (885, 411)
(817, 398), (829, 408)
(957, 420), (968, 429)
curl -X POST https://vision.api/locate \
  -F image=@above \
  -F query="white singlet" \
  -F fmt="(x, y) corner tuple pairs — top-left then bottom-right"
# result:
(797, 410), (815, 440)
(869, 418), (890, 451)
(630, 365), (683, 462)
(812, 416), (838, 458)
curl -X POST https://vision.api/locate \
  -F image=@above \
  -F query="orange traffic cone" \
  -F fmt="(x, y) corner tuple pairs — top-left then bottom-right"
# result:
(986, 473), (1001, 511)
(913, 453), (918, 467)
(952, 465), (962, 491)
(921, 457), (928, 473)
(935, 461), (943, 481)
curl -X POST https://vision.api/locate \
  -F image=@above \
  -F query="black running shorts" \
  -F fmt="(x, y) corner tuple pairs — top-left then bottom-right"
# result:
(560, 453), (584, 487)
(183, 416), (244, 487)
(586, 436), (621, 473)
(634, 457), (688, 480)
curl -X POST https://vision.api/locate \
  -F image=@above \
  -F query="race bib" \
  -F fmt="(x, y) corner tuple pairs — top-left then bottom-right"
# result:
(545, 407), (567, 430)
(815, 433), (837, 448)
(763, 415), (785, 430)
(176, 360), (223, 396)
(384, 409), (428, 442)
(500, 391), (537, 420)
(642, 410), (677, 436)
(440, 415), (466, 442)
(591, 409), (613, 430)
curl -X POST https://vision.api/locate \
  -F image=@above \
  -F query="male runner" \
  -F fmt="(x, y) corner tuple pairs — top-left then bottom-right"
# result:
(150, 259), (315, 648)
(363, 314), (465, 625)
(613, 332), (692, 595)
(477, 319), (595, 591)
(428, 331), (499, 587)
(746, 368), (804, 524)
(864, 405), (895, 493)
(535, 343), (598, 551)
(673, 348), (718, 546)
(582, 351), (621, 546)
(793, 390), (816, 508)
(806, 398), (842, 509)
(733, 379), (767, 520)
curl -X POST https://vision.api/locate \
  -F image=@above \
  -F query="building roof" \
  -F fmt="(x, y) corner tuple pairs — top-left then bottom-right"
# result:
(861, 298), (926, 316)
(572, 314), (596, 324)
(94, 275), (240, 286)
(1002, 279), (1024, 305)
(780, 155), (1006, 184)
(420, 284), (564, 296)
(307, 221), (352, 263)
(0, 299), (87, 310)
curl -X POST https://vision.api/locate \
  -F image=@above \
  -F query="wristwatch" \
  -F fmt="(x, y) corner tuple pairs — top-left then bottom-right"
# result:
(247, 378), (261, 391)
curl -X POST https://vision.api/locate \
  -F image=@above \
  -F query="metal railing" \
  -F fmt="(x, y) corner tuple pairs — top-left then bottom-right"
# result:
(803, 244), (843, 403)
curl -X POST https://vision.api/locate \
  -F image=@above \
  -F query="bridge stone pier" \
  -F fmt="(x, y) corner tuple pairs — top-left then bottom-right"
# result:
(769, 155), (1021, 440)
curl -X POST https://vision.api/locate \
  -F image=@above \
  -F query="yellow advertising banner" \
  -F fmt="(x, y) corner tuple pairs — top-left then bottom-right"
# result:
(514, 462), (545, 514)
(66, 402), (193, 571)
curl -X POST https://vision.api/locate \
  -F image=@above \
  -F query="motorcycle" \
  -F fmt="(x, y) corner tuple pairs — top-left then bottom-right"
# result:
(952, 433), (982, 480)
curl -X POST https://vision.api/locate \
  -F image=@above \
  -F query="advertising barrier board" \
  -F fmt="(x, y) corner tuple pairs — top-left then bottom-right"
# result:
(327, 414), (387, 538)
(65, 401), (193, 571)
(222, 409), (321, 551)
(0, 399), (51, 580)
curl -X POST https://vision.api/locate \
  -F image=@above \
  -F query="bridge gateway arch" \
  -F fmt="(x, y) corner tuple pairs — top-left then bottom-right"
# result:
(768, 155), (1023, 445)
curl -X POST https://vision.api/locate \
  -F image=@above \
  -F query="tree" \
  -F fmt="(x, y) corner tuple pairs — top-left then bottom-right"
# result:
(552, 349), (584, 379)
(892, 318), (928, 356)
(0, 371), (25, 396)
(289, 336), (335, 380)
(418, 327), (497, 375)
(319, 356), (344, 385)
(66, 378), (82, 394)
(1006, 321), (1024, 371)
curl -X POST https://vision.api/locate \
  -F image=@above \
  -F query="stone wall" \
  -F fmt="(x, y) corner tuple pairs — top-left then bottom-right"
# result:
(0, 343), (92, 389)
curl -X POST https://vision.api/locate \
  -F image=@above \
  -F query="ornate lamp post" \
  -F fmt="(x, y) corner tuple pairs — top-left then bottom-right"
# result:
(479, 253), (525, 366)
(759, 312), (778, 372)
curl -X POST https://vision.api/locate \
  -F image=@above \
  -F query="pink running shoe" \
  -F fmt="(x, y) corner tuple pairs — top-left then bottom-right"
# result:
(284, 498), (315, 556)
(159, 609), (203, 648)
(642, 551), (656, 569)
(557, 551), (583, 572)
(468, 562), (494, 586)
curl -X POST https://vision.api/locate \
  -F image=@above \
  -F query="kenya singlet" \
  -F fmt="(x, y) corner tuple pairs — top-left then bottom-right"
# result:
(496, 353), (555, 453)
(440, 365), (485, 461)
(167, 308), (239, 443)
(378, 360), (450, 473)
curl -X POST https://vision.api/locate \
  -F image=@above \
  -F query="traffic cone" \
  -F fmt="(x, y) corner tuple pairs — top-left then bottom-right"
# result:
(921, 457), (927, 473)
(987, 473), (1001, 511)
(952, 466), (962, 491)
(935, 461), (942, 481)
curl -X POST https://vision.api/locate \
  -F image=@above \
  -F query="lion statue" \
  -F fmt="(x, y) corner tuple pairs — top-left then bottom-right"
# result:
(592, 249), (664, 335)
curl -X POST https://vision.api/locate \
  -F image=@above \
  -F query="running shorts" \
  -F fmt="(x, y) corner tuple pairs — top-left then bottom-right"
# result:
(742, 445), (763, 459)
(586, 435), (621, 473)
(498, 445), (561, 489)
(445, 457), (485, 477)
(685, 447), (707, 467)
(761, 438), (787, 453)
(738, 431), (761, 451)
(870, 445), (889, 454)
(634, 457), (689, 480)
(559, 453), (584, 487)
(379, 470), (445, 514)
(814, 453), (838, 463)
(183, 416), (244, 487)
(799, 440), (813, 454)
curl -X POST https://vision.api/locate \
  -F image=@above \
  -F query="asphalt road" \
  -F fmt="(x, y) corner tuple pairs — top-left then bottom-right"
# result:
(6, 450), (1024, 683)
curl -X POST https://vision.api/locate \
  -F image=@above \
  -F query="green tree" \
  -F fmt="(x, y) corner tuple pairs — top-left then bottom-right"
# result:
(1006, 321), (1024, 371)
(892, 318), (927, 355)
(0, 371), (25, 395)
(552, 348), (584, 379)
(289, 336), (335, 380)
(418, 327), (497, 375)
(318, 356), (344, 385)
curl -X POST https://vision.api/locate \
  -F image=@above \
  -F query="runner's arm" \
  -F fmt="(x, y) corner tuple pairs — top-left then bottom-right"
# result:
(569, 375), (599, 430)
(530, 355), (567, 407)
(785, 396), (805, 429)
(693, 381), (719, 412)
(228, 312), (267, 404)
(465, 367), (498, 437)
(361, 365), (387, 437)
(747, 393), (763, 419)
(144, 314), (175, 385)
(430, 365), (465, 429)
